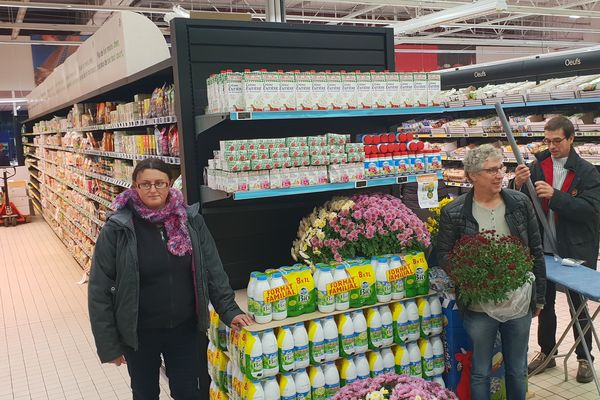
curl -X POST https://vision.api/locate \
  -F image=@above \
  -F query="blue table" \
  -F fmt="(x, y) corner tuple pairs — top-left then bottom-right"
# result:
(529, 256), (600, 394)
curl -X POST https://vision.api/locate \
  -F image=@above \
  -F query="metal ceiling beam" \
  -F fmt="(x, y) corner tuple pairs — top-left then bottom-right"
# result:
(11, 0), (28, 40)
(0, 21), (100, 31)
(326, 4), (381, 24)
(274, 13), (391, 24)
(442, 22), (600, 34)
(507, 5), (600, 18)
(0, 38), (82, 45)
(0, 0), (171, 14)
(395, 36), (597, 47)
(306, 0), (464, 9)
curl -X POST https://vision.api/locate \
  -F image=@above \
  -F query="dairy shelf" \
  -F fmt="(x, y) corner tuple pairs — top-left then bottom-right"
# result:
(233, 288), (437, 333)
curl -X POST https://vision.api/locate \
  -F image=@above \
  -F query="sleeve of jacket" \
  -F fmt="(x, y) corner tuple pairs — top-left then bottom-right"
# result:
(436, 205), (460, 273)
(524, 198), (546, 306)
(549, 166), (600, 223)
(88, 226), (122, 363)
(196, 214), (243, 327)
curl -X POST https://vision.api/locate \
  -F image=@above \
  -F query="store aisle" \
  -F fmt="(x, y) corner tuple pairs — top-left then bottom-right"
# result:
(0, 217), (170, 400)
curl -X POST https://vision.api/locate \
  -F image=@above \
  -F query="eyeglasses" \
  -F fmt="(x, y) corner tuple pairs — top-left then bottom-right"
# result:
(542, 137), (567, 146)
(137, 181), (169, 190)
(480, 166), (507, 176)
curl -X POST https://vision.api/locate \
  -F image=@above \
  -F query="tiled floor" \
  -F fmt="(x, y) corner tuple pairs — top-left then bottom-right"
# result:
(2, 217), (600, 399)
(0, 217), (170, 400)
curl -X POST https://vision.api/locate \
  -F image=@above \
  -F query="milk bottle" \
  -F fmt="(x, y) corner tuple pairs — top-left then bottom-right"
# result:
(429, 296), (443, 336)
(381, 348), (395, 374)
(393, 345), (411, 376)
(431, 336), (445, 376)
(293, 323), (310, 369)
(254, 274), (272, 324)
(376, 257), (392, 302)
(351, 310), (368, 354)
(246, 379), (265, 400)
(317, 266), (335, 313)
(294, 369), (312, 400)
(389, 256), (405, 300)
(354, 353), (370, 381)
(245, 332), (264, 380)
(277, 326), (295, 373)
(407, 343), (422, 377)
(261, 329), (279, 377)
(337, 358), (357, 387)
(405, 300), (420, 342)
(323, 362), (340, 399)
(336, 313), (355, 358)
(366, 308), (383, 349)
(308, 365), (326, 400)
(308, 320), (325, 365)
(419, 338), (435, 378)
(417, 298), (432, 338)
(322, 316), (339, 362)
(379, 305), (394, 347)
(263, 377), (281, 400)
(333, 265), (350, 311)
(367, 350), (384, 377)
(392, 302), (409, 344)
(270, 272), (288, 321)
(279, 373), (297, 400)
(433, 376), (446, 388)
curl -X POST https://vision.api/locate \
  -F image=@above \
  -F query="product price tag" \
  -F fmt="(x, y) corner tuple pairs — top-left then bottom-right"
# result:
(386, 265), (413, 282)
(417, 174), (438, 209)
(263, 283), (297, 303)
(327, 277), (360, 296)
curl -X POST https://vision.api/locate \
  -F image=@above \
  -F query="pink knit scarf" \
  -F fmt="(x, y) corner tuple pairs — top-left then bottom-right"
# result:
(111, 188), (193, 256)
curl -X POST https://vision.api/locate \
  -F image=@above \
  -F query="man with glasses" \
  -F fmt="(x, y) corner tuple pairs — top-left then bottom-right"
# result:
(514, 116), (600, 383)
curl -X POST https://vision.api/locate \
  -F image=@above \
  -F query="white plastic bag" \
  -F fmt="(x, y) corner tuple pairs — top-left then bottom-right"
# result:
(480, 273), (535, 322)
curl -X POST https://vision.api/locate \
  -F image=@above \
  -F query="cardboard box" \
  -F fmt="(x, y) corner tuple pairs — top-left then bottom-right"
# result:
(7, 180), (27, 198)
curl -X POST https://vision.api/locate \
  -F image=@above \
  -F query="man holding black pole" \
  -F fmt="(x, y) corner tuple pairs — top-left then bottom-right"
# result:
(514, 116), (600, 383)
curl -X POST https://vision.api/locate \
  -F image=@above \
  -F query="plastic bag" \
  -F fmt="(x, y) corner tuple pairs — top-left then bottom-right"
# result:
(480, 272), (534, 322)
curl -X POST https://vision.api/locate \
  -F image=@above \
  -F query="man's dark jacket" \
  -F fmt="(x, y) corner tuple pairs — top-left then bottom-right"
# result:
(88, 203), (242, 363)
(437, 189), (547, 312)
(521, 148), (600, 269)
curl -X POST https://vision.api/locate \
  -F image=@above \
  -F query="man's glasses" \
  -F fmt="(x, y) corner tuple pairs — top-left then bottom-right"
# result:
(542, 137), (567, 146)
(137, 181), (169, 190)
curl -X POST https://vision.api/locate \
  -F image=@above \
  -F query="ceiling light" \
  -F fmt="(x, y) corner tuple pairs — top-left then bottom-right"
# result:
(570, 15), (582, 19)
(0, 98), (27, 104)
(391, 0), (508, 35)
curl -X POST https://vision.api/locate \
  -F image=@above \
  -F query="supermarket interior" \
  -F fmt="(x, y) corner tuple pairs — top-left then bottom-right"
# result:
(3, 2), (600, 400)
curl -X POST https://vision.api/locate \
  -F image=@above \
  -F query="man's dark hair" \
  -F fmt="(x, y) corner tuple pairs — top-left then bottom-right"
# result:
(544, 116), (575, 139)
(132, 157), (172, 182)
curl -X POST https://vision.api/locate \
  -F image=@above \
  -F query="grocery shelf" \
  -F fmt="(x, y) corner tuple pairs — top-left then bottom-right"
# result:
(44, 183), (105, 228)
(27, 116), (178, 136)
(26, 153), (42, 160)
(233, 288), (437, 333)
(39, 211), (88, 271)
(41, 144), (181, 165)
(43, 194), (98, 242)
(444, 181), (473, 188)
(204, 172), (443, 202)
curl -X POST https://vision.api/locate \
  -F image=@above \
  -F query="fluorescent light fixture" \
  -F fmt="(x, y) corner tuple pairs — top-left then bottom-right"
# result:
(391, 0), (508, 35)
(570, 15), (582, 19)
(0, 98), (27, 104)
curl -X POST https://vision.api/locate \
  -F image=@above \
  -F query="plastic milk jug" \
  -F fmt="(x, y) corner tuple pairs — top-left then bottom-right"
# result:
(270, 272), (288, 321)
(294, 369), (312, 400)
(351, 310), (368, 354)
(308, 320), (325, 365)
(261, 329), (279, 378)
(247, 272), (259, 318)
(419, 338), (435, 378)
(379, 305), (394, 347)
(381, 348), (395, 374)
(245, 332), (264, 380)
(390, 256), (405, 300)
(336, 313), (355, 358)
(254, 275), (273, 324)
(392, 302), (409, 344)
(407, 343), (422, 377)
(429, 296), (443, 336)
(218, 320), (228, 351)
(354, 353), (371, 380)
(317, 266), (335, 313)
(279, 373), (296, 400)
(366, 307), (383, 349)
(322, 316), (339, 362)
(308, 366), (326, 400)
(337, 358), (357, 387)
(376, 257), (392, 302)
(405, 300), (420, 342)
(333, 265), (350, 311)
(417, 298), (432, 338)
(263, 377), (280, 400)
(293, 323), (310, 369)
(367, 350), (384, 377)
(323, 362), (340, 399)
(433, 376), (446, 388)
(246, 379), (265, 400)
(277, 326), (295, 373)
(431, 336), (445, 376)
(393, 345), (411, 376)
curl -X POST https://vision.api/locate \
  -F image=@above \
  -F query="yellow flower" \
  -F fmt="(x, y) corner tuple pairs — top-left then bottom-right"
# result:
(316, 230), (325, 240)
(314, 218), (326, 229)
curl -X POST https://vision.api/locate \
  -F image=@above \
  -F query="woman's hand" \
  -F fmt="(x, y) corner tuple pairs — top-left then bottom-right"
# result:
(231, 313), (253, 330)
(110, 355), (127, 366)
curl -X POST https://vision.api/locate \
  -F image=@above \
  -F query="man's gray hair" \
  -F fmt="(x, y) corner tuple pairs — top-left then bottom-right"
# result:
(463, 144), (504, 174)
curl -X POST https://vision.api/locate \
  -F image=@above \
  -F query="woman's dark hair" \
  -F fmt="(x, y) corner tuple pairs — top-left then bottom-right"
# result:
(132, 158), (172, 182)
(544, 116), (575, 139)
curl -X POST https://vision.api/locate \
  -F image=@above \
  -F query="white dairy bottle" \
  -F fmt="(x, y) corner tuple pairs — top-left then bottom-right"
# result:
(293, 323), (310, 369)
(294, 369), (311, 400)
(381, 348), (395, 374)
(379, 305), (394, 347)
(376, 257), (392, 303)
(420, 338), (435, 378)
(354, 353), (370, 380)
(279, 373), (297, 400)
(394, 345), (411, 376)
(247, 332), (264, 380)
(317, 266), (335, 313)
(323, 362), (340, 399)
(367, 308), (383, 349)
(322, 316), (340, 361)
(261, 329), (279, 378)
(352, 311), (368, 354)
(278, 326), (296, 373)
(308, 319), (325, 364)
(248, 379), (265, 400)
(270, 272), (288, 321)
(368, 350), (384, 377)
(339, 358), (357, 386)
(431, 336), (445, 376)
(254, 274), (273, 324)
(429, 296), (443, 336)
(263, 377), (281, 400)
(433, 376), (446, 388)
(406, 300), (420, 342)
(389, 256), (405, 300)
(333, 265), (350, 311)
(313, 265), (323, 287)
(407, 343), (422, 378)
(247, 272), (259, 318)
(309, 365), (326, 400)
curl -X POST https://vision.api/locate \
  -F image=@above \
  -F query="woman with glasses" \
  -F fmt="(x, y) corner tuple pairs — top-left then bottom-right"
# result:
(88, 157), (252, 399)
(437, 144), (546, 400)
